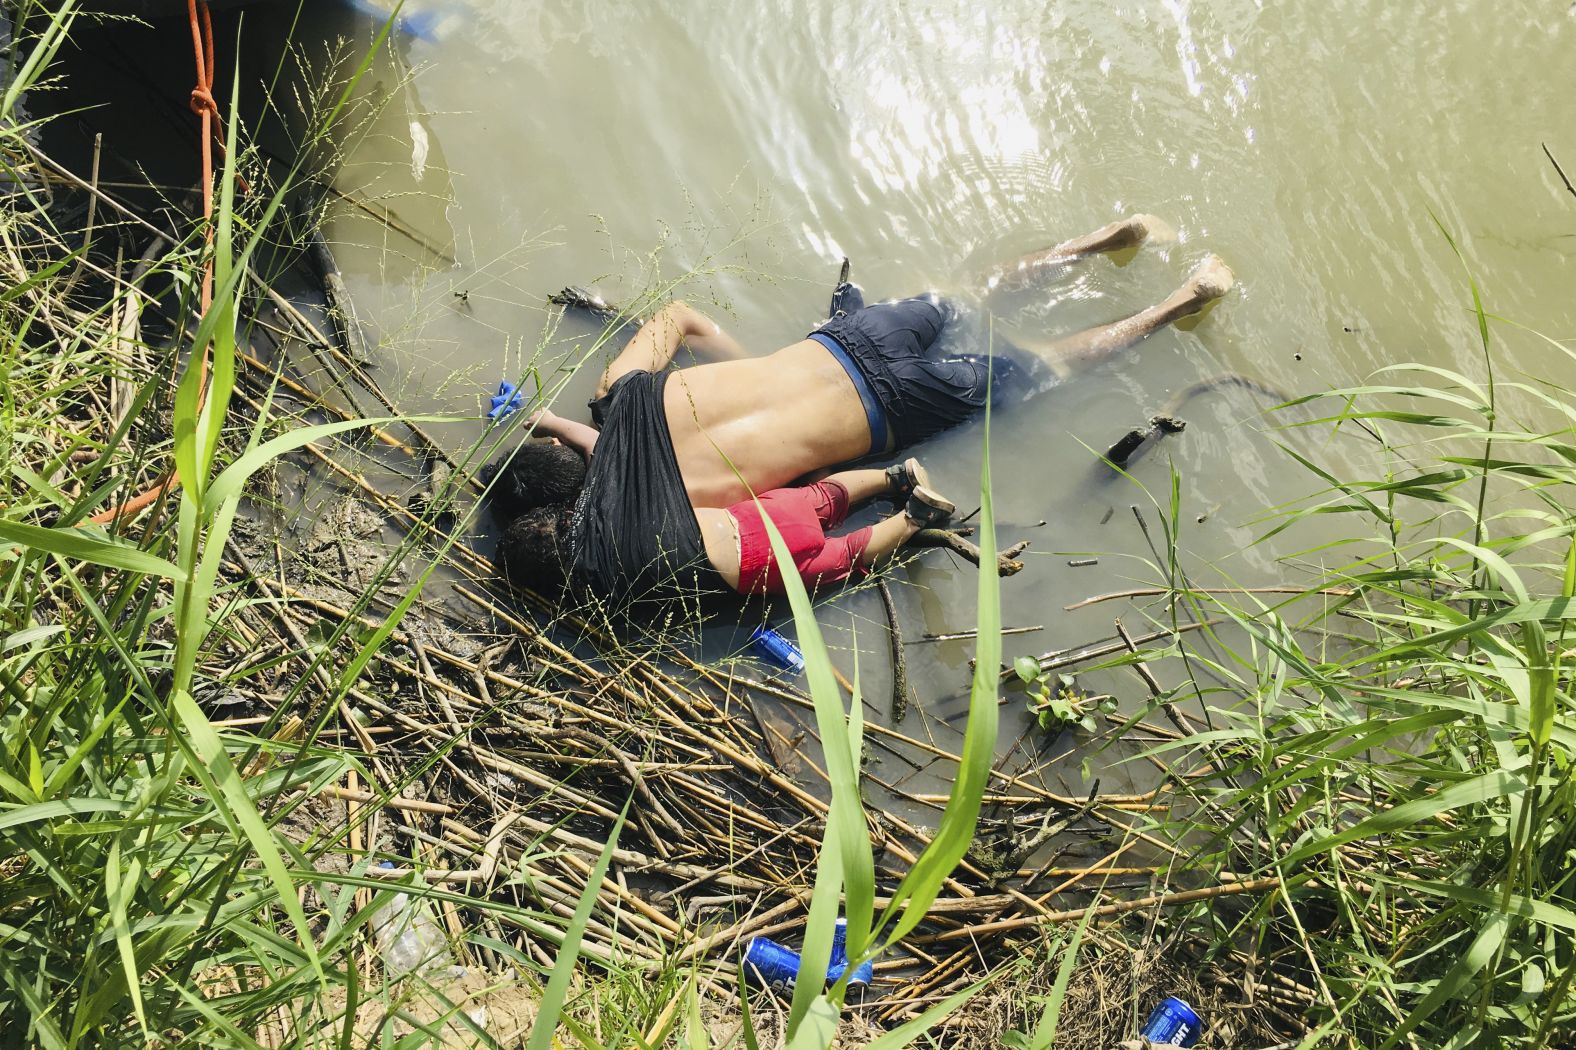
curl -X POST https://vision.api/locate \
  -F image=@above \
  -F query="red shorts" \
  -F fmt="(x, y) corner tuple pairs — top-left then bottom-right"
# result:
(727, 481), (874, 596)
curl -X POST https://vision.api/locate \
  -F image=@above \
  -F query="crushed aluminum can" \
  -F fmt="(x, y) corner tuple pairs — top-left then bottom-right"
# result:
(1140, 996), (1202, 1048)
(742, 921), (875, 994)
(828, 917), (874, 986)
(749, 624), (805, 675)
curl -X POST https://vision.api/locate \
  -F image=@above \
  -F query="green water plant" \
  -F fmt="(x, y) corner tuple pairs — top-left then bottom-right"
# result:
(1132, 244), (1576, 1047)
(1013, 657), (1116, 734)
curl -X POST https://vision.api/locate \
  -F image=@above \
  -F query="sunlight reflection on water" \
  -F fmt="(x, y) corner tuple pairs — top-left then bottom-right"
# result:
(312, 0), (1576, 800)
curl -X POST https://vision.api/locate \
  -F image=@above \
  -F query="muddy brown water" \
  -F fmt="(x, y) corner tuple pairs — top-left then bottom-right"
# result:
(49, 2), (1576, 818)
(290, 0), (1576, 815)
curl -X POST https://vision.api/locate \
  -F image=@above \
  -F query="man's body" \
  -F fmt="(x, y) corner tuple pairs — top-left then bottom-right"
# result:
(570, 214), (1227, 505)
(505, 214), (1235, 602)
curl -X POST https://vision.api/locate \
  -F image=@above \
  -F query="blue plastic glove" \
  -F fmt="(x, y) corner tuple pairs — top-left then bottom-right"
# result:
(488, 381), (524, 423)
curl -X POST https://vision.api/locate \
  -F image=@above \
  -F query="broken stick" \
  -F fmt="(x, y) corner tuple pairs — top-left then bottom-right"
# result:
(909, 528), (1029, 576)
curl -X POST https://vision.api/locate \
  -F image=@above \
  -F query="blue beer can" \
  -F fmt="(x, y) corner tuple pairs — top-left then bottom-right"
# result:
(750, 624), (805, 674)
(743, 936), (801, 994)
(826, 958), (875, 986)
(827, 918), (874, 986)
(1140, 996), (1202, 1047)
(830, 916), (849, 959)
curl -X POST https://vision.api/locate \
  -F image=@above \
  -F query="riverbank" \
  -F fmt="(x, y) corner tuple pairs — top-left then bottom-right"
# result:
(6, 6), (1576, 1048)
(0, 12), (1156, 1045)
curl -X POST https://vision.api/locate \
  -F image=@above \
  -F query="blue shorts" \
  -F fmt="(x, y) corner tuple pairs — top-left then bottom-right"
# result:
(811, 293), (1055, 450)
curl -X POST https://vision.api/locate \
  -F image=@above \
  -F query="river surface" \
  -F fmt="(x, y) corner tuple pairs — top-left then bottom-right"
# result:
(303, 0), (1576, 803)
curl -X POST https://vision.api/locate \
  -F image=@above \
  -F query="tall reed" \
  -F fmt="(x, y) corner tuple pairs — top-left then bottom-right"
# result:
(1132, 250), (1576, 1046)
(0, 9), (485, 1044)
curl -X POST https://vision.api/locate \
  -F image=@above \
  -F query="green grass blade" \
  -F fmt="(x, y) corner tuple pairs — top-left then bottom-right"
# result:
(874, 418), (1000, 949)
(527, 798), (630, 1050)
(683, 978), (711, 1050)
(0, 798), (132, 832)
(197, 65), (243, 476)
(861, 970), (998, 1050)
(2, 1), (77, 117)
(736, 962), (762, 1050)
(0, 246), (83, 303)
(203, 415), (446, 515)
(0, 521), (184, 581)
(784, 997), (840, 1050)
(1282, 768), (1526, 866)
(169, 689), (324, 983)
(103, 838), (148, 1036)
(1025, 905), (1094, 1049)
(1383, 876), (1576, 933)
(1380, 913), (1507, 1050)
(756, 505), (873, 1034)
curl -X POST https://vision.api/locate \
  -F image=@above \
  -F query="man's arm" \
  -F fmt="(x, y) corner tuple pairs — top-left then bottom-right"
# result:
(594, 301), (748, 399)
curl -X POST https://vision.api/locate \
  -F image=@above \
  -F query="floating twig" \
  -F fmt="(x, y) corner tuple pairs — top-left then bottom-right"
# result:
(916, 624), (1043, 643)
(1066, 585), (1354, 611)
(1544, 141), (1576, 202)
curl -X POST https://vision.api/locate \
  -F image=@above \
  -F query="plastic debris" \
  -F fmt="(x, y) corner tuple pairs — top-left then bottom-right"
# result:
(488, 381), (524, 422)
(371, 862), (449, 976)
(341, 0), (459, 43)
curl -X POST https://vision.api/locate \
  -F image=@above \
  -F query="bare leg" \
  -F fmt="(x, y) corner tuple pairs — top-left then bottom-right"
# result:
(822, 468), (895, 505)
(980, 213), (1169, 296)
(1019, 254), (1234, 377)
(858, 512), (924, 568)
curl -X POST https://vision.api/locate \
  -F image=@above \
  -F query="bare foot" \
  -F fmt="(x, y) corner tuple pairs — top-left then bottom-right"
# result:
(1097, 213), (1156, 252)
(1185, 253), (1235, 302)
(1127, 212), (1177, 245)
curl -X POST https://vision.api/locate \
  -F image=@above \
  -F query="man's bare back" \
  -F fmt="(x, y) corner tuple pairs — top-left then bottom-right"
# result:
(663, 338), (873, 507)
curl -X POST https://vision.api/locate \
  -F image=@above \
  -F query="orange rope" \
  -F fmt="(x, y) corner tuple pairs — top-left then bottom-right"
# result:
(186, 0), (220, 313)
(86, 0), (218, 526)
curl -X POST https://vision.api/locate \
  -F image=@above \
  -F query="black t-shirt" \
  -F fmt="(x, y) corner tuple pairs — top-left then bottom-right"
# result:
(567, 370), (718, 606)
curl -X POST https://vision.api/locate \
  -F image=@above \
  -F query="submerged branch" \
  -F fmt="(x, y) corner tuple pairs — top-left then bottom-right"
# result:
(875, 575), (912, 722)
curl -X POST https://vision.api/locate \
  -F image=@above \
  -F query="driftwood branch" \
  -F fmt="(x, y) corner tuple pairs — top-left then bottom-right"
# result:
(875, 576), (912, 722)
(1116, 616), (1197, 738)
(910, 876), (1282, 943)
(909, 528), (1029, 576)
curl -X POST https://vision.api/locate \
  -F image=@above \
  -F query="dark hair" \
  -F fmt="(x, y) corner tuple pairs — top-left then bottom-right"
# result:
(495, 502), (576, 588)
(481, 442), (587, 521)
